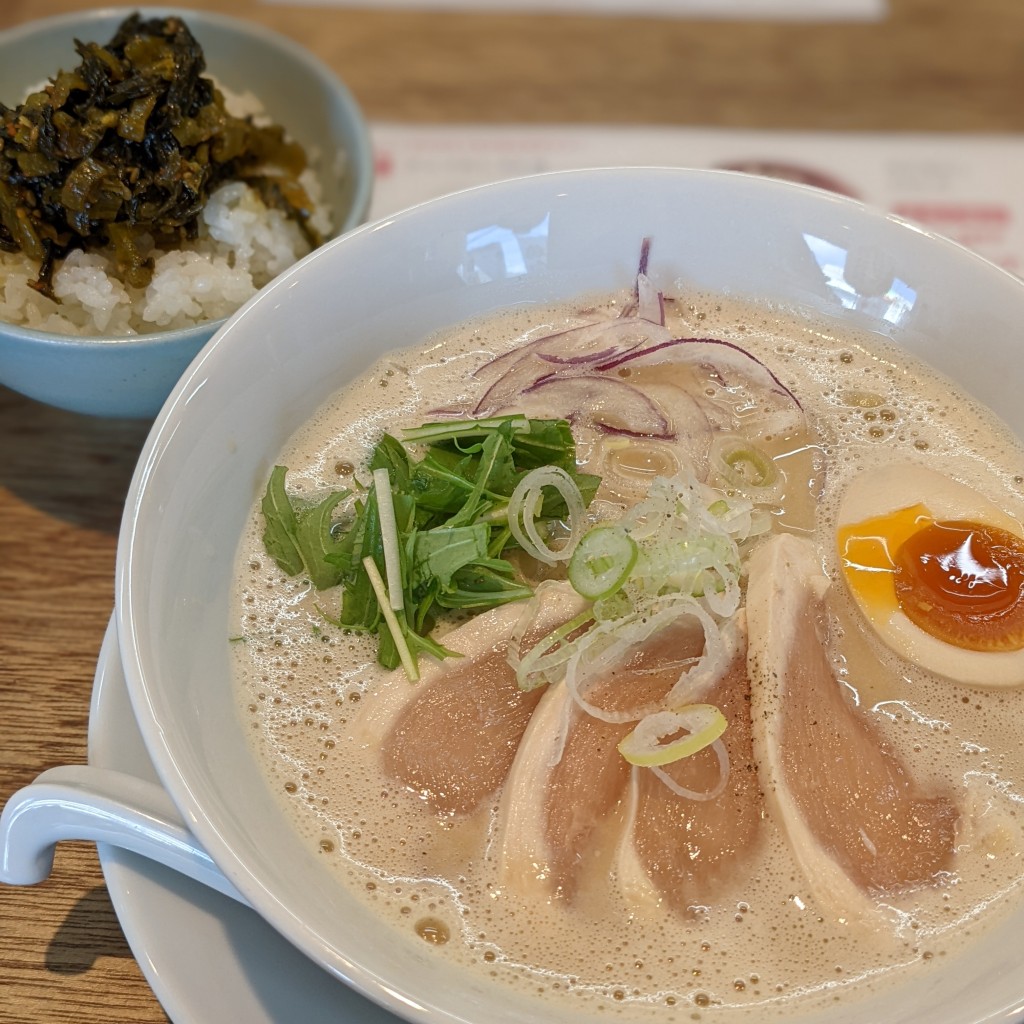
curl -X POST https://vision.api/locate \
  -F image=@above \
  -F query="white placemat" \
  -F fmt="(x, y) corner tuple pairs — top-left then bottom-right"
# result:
(369, 123), (1024, 274)
(265, 0), (885, 17)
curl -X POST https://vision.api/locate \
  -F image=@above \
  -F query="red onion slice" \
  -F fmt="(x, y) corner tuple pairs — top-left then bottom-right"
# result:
(598, 337), (801, 410)
(473, 316), (669, 389)
(474, 355), (558, 415)
(492, 373), (674, 439)
(535, 318), (672, 365)
(473, 239), (667, 386)
(635, 272), (664, 325)
(474, 322), (676, 415)
(471, 322), (597, 385)
(463, 241), (807, 454)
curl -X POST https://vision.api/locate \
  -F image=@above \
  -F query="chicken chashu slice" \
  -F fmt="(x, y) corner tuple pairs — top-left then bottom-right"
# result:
(746, 532), (958, 923)
(494, 612), (764, 913)
(615, 621), (764, 915)
(355, 582), (587, 816)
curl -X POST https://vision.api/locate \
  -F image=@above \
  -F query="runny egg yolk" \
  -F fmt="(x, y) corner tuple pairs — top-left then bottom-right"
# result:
(838, 503), (1024, 652)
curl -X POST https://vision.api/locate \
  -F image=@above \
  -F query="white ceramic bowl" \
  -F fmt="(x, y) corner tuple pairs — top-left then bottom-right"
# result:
(0, 7), (373, 418)
(108, 168), (1024, 1023)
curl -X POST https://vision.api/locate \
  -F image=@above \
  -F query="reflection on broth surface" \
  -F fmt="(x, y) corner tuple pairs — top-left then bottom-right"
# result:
(232, 271), (1024, 1019)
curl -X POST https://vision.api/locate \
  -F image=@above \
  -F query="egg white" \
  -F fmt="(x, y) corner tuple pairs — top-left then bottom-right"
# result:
(836, 462), (1024, 687)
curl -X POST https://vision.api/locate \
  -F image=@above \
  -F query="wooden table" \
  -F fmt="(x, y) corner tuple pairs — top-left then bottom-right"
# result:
(4, 0), (1024, 1020)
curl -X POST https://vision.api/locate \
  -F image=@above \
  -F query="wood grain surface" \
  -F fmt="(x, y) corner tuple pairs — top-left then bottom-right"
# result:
(3, 0), (1024, 1021)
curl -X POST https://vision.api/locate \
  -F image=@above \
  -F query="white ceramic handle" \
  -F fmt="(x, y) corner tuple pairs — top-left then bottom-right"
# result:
(0, 765), (247, 905)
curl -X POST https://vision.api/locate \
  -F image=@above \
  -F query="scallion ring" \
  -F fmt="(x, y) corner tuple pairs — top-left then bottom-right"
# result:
(568, 525), (638, 600)
(507, 465), (586, 565)
(617, 704), (727, 767)
(650, 738), (731, 802)
(709, 434), (782, 499)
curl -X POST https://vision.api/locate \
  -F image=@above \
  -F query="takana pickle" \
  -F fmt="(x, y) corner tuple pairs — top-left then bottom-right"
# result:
(0, 12), (323, 298)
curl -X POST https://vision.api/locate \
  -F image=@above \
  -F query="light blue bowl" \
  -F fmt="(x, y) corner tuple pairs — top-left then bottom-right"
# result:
(0, 7), (373, 418)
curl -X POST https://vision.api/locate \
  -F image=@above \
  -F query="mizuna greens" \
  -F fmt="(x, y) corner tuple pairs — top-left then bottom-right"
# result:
(260, 414), (599, 678)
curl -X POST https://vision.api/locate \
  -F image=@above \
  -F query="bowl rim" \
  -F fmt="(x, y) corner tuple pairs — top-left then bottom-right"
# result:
(0, 4), (374, 346)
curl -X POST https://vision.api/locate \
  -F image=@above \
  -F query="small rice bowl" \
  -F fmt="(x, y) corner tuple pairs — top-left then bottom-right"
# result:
(0, 87), (333, 337)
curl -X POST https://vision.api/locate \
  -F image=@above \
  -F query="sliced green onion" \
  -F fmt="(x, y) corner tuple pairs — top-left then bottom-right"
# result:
(717, 439), (777, 486)
(617, 704), (727, 767)
(372, 467), (404, 610)
(362, 556), (418, 682)
(568, 526), (638, 601)
(709, 434), (782, 501)
(651, 738), (730, 801)
(562, 596), (729, 725)
(509, 608), (594, 691)
(507, 465), (586, 565)
(513, 470), (758, 702)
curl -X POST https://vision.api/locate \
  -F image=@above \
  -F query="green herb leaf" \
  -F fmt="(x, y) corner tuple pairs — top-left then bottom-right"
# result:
(440, 562), (534, 609)
(295, 490), (349, 590)
(511, 418), (579, 471)
(261, 414), (599, 679)
(444, 424), (516, 528)
(261, 465), (303, 575)
(411, 523), (490, 589)
(369, 434), (413, 490)
(260, 465), (350, 588)
(401, 415), (530, 446)
(409, 447), (479, 513)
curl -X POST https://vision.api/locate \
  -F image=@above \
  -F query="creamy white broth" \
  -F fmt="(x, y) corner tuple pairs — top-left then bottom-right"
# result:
(231, 287), (1024, 1019)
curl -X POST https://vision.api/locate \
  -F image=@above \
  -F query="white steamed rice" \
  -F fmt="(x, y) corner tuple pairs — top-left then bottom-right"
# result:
(0, 87), (333, 337)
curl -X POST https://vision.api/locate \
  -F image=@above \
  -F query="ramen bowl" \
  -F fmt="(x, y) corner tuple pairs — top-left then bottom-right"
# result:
(7, 167), (1024, 1024)
(0, 7), (373, 418)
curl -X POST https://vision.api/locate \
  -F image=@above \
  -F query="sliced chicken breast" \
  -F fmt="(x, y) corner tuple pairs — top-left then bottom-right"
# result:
(358, 583), (587, 815)
(617, 622), (765, 915)
(495, 612), (763, 912)
(746, 533), (958, 923)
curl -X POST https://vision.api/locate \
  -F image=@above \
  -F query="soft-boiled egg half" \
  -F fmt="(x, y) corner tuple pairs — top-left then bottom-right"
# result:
(836, 462), (1024, 686)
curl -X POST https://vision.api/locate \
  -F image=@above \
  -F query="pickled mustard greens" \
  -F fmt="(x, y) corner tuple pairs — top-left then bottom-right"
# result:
(0, 13), (322, 296)
(260, 415), (599, 678)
